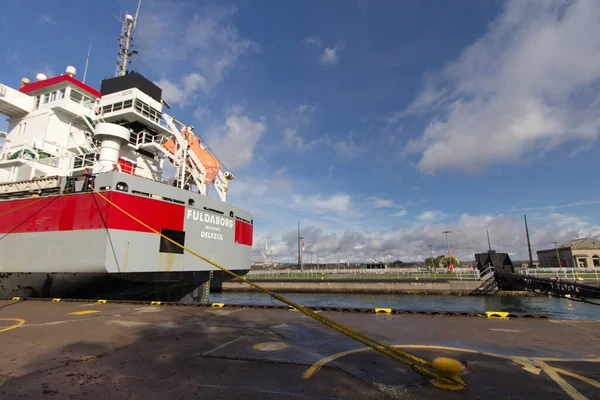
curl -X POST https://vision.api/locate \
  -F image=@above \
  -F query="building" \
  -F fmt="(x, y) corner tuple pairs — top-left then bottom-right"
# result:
(537, 238), (600, 268)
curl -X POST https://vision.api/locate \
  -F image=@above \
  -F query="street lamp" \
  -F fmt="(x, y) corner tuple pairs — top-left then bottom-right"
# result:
(443, 231), (452, 257)
(553, 241), (561, 268)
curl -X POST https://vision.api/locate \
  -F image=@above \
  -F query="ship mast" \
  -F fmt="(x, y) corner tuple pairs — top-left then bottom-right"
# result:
(115, 0), (142, 77)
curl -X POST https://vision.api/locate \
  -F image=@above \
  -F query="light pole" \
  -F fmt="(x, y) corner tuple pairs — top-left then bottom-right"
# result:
(443, 231), (452, 257)
(553, 241), (561, 268)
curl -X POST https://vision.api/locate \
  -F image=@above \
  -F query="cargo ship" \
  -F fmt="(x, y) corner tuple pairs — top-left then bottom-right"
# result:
(0, 4), (253, 300)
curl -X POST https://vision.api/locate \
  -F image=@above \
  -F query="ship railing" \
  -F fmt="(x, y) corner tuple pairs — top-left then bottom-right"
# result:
(129, 129), (165, 148)
(71, 153), (97, 171)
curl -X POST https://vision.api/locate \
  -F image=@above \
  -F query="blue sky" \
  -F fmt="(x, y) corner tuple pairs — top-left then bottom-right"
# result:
(2, 0), (600, 263)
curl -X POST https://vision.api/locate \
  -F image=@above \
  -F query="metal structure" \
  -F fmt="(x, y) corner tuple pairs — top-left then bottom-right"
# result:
(494, 273), (600, 299)
(115, 0), (142, 77)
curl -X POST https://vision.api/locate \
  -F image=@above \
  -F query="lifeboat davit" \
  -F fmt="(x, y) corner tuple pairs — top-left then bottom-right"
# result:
(163, 129), (220, 185)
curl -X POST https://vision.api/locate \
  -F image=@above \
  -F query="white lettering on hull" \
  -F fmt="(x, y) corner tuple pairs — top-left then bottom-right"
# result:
(186, 209), (234, 229)
(200, 231), (224, 241)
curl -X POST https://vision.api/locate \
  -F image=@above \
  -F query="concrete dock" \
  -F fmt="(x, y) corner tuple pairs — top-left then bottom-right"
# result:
(1, 299), (599, 399)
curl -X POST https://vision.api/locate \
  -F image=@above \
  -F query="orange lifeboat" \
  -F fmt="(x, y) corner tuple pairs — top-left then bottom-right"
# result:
(163, 129), (220, 185)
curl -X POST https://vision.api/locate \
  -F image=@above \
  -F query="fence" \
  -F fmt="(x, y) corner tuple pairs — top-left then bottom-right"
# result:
(246, 267), (481, 281)
(517, 267), (599, 282)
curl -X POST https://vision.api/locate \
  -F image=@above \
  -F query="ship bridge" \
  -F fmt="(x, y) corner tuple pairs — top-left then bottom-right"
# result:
(0, 83), (35, 118)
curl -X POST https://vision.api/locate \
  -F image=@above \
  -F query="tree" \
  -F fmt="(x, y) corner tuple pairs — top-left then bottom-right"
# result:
(438, 256), (459, 268)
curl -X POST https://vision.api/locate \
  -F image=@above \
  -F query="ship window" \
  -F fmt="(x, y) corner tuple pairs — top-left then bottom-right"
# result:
(58, 88), (66, 100)
(50, 91), (57, 102)
(41, 93), (50, 104)
(159, 228), (185, 254)
(115, 182), (129, 192)
(82, 95), (94, 109)
(70, 89), (83, 103)
(113, 102), (123, 111)
(102, 105), (112, 114)
(123, 99), (133, 109)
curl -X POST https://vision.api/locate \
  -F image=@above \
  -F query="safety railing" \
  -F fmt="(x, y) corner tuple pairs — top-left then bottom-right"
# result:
(246, 267), (482, 281)
(518, 267), (600, 282)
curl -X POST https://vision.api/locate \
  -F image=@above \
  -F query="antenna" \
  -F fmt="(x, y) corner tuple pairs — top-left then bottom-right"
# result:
(115, 0), (142, 77)
(82, 38), (92, 84)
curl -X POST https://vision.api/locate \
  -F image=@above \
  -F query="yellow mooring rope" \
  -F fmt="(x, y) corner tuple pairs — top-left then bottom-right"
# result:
(89, 186), (467, 388)
(0, 195), (52, 218)
(0, 187), (467, 388)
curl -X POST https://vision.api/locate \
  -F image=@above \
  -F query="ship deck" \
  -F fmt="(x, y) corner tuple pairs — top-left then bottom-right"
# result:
(1, 299), (599, 399)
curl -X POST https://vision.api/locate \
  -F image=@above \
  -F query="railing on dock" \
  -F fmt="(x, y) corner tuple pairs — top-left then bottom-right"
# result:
(246, 267), (481, 281)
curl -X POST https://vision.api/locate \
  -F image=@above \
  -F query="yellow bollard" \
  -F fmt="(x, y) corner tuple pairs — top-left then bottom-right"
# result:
(430, 357), (466, 390)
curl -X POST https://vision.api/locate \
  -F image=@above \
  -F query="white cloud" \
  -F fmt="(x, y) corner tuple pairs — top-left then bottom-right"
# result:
(509, 200), (600, 212)
(39, 15), (54, 24)
(293, 193), (352, 213)
(278, 103), (328, 152)
(202, 108), (266, 171)
(392, 210), (408, 217)
(252, 211), (600, 264)
(403, 0), (600, 175)
(320, 39), (345, 65)
(418, 210), (447, 221)
(194, 106), (211, 121)
(365, 196), (410, 210)
(138, 2), (259, 101)
(155, 73), (208, 107)
(304, 36), (322, 46)
(284, 128), (326, 152)
(334, 130), (369, 159)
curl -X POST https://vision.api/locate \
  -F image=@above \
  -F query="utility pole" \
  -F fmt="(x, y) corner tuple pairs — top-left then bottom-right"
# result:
(524, 215), (534, 268)
(317, 243), (319, 267)
(297, 221), (303, 270)
(443, 231), (451, 257)
(486, 229), (492, 252)
(553, 241), (561, 268)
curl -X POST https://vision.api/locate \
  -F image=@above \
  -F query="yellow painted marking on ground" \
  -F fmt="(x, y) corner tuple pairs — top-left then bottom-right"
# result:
(552, 367), (600, 389)
(211, 303), (224, 308)
(52, 298), (61, 302)
(288, 306), (298, 312)
(536, 357), (600, 362)
(97, 299), (107, 304)
(511, 356), (542, 375)
(0, 318), (25, 333)
(151, 301), (161, 306)
(375, 308), (392, 314)
(536, 360), (587, 400)
(486, 311), (509, 319)
(11, 297), (20, 301)
(69, 310), (101, 315)
(302, 344), (600, 399)
(252, 341), (290, 352)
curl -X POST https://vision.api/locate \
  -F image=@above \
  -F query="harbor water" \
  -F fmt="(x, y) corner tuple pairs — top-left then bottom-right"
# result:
(209, 292), (600, 321)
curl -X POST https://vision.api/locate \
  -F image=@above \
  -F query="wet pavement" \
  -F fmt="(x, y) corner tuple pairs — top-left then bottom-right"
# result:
(0, 299), (599, 399)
